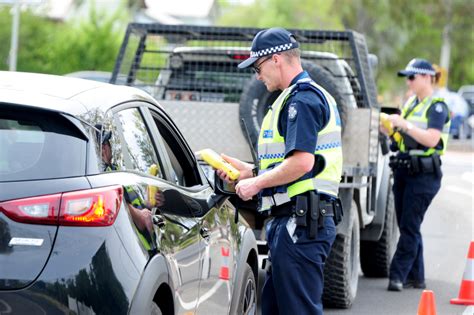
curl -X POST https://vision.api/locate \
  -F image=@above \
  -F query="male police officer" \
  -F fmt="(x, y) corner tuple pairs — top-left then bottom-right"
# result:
(381, 59), (450, 291)
(218, 27), (342, 315)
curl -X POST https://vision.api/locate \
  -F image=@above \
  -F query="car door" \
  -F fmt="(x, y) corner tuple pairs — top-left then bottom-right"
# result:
(112, 104), (204, 314)
(142, 105), (237, 314)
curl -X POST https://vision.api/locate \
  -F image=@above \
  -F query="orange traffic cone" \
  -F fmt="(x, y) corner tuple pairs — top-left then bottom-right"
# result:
(451, 241), (474, 305)
(417, 290), (437, 315)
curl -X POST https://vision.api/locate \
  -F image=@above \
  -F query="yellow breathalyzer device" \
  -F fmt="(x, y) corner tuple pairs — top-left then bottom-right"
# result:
(380, 113), (401, 142)
(147, 164), (159, 207)
(196, 149), (240, 181)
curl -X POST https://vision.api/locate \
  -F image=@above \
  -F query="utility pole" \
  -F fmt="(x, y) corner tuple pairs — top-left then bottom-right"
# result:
(1, 0), (43, 71)
(9, 2), (20, 71)
(440, 0), (453, 86)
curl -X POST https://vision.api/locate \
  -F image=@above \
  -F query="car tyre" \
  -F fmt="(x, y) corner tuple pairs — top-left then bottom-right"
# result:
(234, 263), (257, 315)
(151, 301), (162, 315)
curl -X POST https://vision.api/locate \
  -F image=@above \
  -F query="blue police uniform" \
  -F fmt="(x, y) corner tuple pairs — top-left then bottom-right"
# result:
(388, 59), (450, 291)
(238, 27), (341, 314)
(260, 71), (337, 315)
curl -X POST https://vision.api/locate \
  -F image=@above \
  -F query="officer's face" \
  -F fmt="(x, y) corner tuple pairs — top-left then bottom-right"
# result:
(406, 74), (431, 93)
(254, 55), (279, 92)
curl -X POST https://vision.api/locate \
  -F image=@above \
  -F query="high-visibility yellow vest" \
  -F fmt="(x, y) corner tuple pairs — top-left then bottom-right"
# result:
(257, 78), (343, 211)
(397, 95), (450, 156)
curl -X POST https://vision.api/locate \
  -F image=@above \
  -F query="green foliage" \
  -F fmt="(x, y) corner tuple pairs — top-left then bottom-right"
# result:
(0, 4), (126, 74)
(217, 0), (473, 99)
(217, 0), (342, 30)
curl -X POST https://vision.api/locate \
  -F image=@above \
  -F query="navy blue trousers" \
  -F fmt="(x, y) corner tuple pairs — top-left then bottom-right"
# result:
(261, 215), (336, 315)
(389, 168), (441, 283)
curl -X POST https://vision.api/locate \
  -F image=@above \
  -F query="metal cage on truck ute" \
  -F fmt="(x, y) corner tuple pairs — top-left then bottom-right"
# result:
(111, 24), (396, 309)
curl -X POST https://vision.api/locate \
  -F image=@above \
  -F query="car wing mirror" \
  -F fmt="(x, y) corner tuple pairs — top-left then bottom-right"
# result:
(214, 171), (237, 196)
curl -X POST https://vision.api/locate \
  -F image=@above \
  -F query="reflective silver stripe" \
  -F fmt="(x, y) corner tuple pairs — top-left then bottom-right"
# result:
(260, 197), (273, 212)
(410, 120), (450, 133)
(258, 142), (286, 156)
(412, 120), (428, 129)
(313, 178), (339, 194)
(316, 131), (341, 147)
(463, 258), (474, 281)
(273, 192), (291, 205)
(260, 193), (291, 212)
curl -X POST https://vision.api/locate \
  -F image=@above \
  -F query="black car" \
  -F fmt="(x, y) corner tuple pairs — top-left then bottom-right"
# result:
(0, 71), (258, 315)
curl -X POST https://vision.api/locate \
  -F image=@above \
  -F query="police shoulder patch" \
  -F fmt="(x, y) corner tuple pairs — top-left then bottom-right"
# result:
(435, 103), (443, 113)
(288, 103), (298, 121)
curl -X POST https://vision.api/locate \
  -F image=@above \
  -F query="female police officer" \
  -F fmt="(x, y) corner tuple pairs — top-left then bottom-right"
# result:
(382, 58), (450, 291)
(217, 27), (342, 314)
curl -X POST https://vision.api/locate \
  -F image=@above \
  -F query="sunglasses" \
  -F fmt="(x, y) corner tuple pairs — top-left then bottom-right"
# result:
(407, 74), (417, 81)
(252, 56), (272, 74)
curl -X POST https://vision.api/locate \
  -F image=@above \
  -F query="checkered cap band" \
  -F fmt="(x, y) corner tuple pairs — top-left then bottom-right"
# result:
(250, 43), (295, 58)
(405, 66), (436, 76)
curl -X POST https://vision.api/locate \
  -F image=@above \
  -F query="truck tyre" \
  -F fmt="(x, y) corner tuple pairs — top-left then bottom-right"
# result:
(323, 202), (360, 308)
(239, 61), (349, 148)
(360, 179), (398, 277)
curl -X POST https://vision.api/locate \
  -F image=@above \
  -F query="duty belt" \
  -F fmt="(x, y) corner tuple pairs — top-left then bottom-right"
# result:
(389, 153), (442, 177)
(270, 199), (335, 217)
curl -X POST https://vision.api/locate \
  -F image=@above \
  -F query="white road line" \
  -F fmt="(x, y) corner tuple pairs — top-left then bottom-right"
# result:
(462, 305), (473, 315)
(462, 172), (474, 184)
(445, 185), (473, 197)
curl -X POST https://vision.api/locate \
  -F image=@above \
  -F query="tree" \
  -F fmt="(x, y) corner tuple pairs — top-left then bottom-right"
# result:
(0, 4), (127, 74)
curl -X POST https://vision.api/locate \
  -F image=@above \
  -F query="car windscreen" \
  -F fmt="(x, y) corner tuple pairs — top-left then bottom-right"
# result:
(0, 105), (87, 182)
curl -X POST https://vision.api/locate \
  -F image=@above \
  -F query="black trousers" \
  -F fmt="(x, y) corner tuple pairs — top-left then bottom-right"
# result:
(389, 168), (441, 283)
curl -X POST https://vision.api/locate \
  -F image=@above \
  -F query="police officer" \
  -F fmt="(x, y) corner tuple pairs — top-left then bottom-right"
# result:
(217, 27), (342, 315)
(382, 59), (450, 291)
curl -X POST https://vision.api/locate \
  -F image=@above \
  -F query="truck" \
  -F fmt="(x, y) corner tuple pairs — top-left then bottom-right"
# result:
(110, 23), (398, 308)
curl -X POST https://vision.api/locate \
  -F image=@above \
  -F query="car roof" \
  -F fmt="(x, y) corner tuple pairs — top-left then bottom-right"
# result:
(0, 71), (157, 116)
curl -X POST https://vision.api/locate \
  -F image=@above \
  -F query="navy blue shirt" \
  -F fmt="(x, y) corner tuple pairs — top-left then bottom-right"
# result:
(278, 71), (330, 158)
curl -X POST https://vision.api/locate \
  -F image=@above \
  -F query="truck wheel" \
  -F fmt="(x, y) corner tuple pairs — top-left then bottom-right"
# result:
(323, 202), (360, 308)
(239, 61), (349, 148)
(360, 180), (398, 277)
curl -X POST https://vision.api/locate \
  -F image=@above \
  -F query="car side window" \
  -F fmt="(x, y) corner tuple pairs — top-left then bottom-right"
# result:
(151, 113), (201, 187)
(115, 108), (164, 178)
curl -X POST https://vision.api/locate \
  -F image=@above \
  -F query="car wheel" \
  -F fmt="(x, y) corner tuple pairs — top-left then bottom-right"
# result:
(151, 301), (162, 315)
(235, 264), (257, 315)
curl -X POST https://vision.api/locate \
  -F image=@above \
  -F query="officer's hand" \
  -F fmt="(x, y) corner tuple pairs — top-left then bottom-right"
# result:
(216, 169), (236, 185)
(388, 114), (406, 130)
(220, 153), (254, 180)
(380, 123), (390, 136)
(235, 177), (260, 201)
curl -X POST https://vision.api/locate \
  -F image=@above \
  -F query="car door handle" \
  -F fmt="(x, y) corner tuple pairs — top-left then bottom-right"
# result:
(152, 214), (166, 228)
(200, 227), (211, 240)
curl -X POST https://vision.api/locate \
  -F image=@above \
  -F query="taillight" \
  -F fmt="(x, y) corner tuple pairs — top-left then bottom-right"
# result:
(0, 194), (61, 225)
(0, 185), (123, 227)
(230, 52), (250, 60)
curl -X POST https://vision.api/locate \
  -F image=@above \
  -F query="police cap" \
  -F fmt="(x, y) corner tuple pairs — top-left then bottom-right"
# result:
(398, 58), (436, 77)
(238, 27), (299, 69)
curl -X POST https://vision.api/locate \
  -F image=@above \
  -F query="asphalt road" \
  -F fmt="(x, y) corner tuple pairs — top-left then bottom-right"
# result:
(325, 145), (473, 315)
